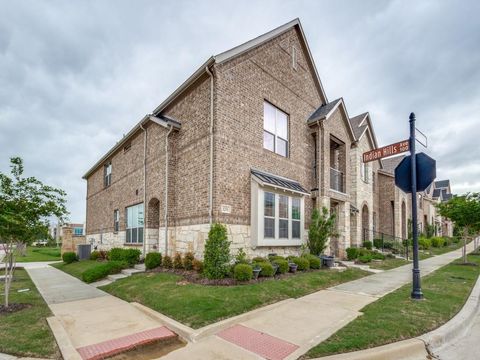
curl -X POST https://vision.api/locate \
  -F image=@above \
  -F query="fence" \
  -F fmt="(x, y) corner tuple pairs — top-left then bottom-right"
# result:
(361, 228), (410, 260)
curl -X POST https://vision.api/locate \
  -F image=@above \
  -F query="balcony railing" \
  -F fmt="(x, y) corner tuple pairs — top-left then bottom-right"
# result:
(330, 167), (344, 193)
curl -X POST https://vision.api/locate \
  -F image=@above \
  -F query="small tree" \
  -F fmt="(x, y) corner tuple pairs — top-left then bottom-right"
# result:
(437, 193), (480, 263)
(0, 157), (68, 307)
(203, 223), (231, 279)
(307, 207), (337, 256)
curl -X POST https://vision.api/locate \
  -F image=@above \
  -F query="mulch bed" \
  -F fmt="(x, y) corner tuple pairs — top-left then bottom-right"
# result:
(149, 267), (321, 286)
(0, 303), (32, 315)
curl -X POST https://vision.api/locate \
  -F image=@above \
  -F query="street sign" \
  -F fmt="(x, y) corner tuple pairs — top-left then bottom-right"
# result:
(363, 140), (409, 163)
(394, 152), (436, 193)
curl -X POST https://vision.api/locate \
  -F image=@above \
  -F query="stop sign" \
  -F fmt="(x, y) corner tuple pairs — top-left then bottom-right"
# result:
(395, 152), (436, 193)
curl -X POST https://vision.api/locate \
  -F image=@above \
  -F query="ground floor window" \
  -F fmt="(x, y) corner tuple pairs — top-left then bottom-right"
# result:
(126, 203), (144, 243)
(260, 190), (304, 244)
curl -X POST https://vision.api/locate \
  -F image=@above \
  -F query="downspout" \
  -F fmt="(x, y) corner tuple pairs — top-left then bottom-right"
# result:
(205, 66), (214, 225)
(317, 119), (325, 199)
(164, 125), (174, 256)
(140, 124), (147, 257)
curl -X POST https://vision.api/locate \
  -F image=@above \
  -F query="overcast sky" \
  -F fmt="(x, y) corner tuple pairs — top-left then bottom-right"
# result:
(1, 0), (479, 222)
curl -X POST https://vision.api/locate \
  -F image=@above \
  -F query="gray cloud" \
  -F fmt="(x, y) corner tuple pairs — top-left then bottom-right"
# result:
(1, 0), (479, 222)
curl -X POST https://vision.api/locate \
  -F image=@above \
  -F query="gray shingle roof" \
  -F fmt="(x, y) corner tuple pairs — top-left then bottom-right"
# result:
(434, 180), (450, 189)
(349, 113), (368, 140)
(251, 169), (309, 194)
(307, 98), (342, 124)
(381, 155), (405, 174)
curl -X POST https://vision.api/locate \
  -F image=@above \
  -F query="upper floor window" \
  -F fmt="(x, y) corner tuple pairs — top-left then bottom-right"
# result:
(126, 203), (144, 243)
(360, 158), (369, 183)
(263, 101), (289, 157)
(104, 162), (112, 187)
(73, 227), (83, 236)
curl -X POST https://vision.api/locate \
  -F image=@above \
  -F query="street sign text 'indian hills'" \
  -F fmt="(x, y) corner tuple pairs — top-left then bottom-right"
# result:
(363, 140), (409, 163)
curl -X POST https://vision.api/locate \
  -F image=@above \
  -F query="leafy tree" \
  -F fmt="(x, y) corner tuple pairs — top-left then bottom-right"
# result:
(203, 223), (231, 279)
(437, 193), (480, 263)
(0, 157), (68, 307)
(307, 207), (337, 256)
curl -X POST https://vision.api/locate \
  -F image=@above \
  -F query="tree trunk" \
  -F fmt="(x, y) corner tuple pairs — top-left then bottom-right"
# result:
(463, 227), (468, 264)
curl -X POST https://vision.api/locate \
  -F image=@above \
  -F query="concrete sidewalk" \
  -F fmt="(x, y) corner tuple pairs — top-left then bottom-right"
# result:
(160, 242), (475, 360)
(25, 264), (172, 359)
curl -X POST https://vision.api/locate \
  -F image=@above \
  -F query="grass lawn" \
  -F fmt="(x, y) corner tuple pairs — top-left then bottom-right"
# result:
(16, 246), (61, 262)
(368, 258), (411, 270)
(0, 268), (60, 358)
(51, 260), (100, 279)
(303, 254), (480, 359)
(101, 268), (369, 329)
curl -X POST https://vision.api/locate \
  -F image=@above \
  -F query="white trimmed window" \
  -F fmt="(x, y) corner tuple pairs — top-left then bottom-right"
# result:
(104, 162), (112, 187)
(252, 182), (305, 246)
(360, 157), (369, 183)
(263, 101), (289, 157)
(126, 203), (144, 243)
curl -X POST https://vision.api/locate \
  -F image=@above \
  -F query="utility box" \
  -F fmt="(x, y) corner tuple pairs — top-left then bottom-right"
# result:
(77, 244), (92, 260)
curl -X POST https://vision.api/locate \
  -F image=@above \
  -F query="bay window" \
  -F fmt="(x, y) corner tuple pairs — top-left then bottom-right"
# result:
(126, 203), (144, 243)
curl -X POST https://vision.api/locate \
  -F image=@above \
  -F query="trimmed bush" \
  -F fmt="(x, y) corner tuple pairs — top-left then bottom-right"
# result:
(431, 237), (445, 248)
(418, 237), (432, 250)
(203, 223), (231, 279)
(82, 261), (128, 283)
(235, 248), (249, 264)
(371, 251), (386, 260)
(173, 253), (183, 269)
(269, 255), (285, 262)
(108, 248), (125, 262)
(234, 263), (253, 281)
(358, 254), (372, 263)
(363, 241), (373, 250)
(123, 248), (141, 266)
(163, 255), (173, 269)
(271, 258), (289, 274)
(252, 256), (268, 263)
(193, 259), (203, 273)
(183, 252), (195, 270)
(346, 247), (358, 261)
(90, 251), (100, 261)
(303, 254), (321, 269)
(255, 261), (275, 277)
(291, 256), (310, 271)
(145, 252), (162, 270)
(62, 252), (77, 264)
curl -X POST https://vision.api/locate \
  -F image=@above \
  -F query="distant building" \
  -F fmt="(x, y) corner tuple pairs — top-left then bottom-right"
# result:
(50, 223), (85, 241)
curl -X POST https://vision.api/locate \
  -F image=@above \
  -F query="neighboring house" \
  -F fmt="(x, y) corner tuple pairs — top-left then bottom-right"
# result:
(432, 180), (454, 236)
(348, 113), (381, 246)
(50, 223), (85, 241)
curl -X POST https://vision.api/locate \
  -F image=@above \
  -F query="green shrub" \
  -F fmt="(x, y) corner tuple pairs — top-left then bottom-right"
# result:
(418, 237), (432, 250)
(234, 263), (253, 281)
(183, 252), (195, 270)
(271, 258), (289, 274)
(269, 255), (285, 262)
(452, 236), (460, 244)
(173, 253), (183, 269)
(373, 238), (382, 249)
(193, 259), (203, 273)
(291, 256), (310, 271)
(82, 261), (128, 283)
(108, 248), (125, 261)
(363, 241), (373, 250)
(62, 252), (77, 264)
(431, 237), (445, 248)
(303, 254), (321, 269)
(123, 248), (141, 266)
(386, 253), (395, 259)
(145, 252), (162, 270)
(235, 248), (249, 264)
(90, 251), (100, 261)
(163, 255), (173, 269)
(371, 251), (386, 260)
(252, 256), (267, 263)
(358, 254), (372, 263)
(203, 223), (231, 279)
(256, 261), (275, 277)
(443, 237), (452, 246)
(346, 248), (358, 261)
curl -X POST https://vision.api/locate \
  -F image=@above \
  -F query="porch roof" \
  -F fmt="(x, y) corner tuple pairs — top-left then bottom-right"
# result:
(251, 169), (309, 195)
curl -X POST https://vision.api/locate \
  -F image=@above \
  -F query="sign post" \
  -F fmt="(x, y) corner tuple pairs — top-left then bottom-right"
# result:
(409, 113), (423, 300)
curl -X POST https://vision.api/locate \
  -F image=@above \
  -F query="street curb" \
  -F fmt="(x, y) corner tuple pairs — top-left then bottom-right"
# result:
(419, 272), (480, 353)
(46, 316), (83, 360)
(310, 339), (428, 360)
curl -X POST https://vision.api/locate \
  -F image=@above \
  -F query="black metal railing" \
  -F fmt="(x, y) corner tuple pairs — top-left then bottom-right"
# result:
(362, 228), (410, 260)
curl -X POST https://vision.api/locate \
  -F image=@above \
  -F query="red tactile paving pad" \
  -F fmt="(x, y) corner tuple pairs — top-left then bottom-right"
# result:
(76, 326), (176, 360)
(217, 324), (299, 360)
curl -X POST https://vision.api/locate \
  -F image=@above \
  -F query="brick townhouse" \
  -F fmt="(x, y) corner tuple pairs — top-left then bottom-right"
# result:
(83, 18), (453, 259)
